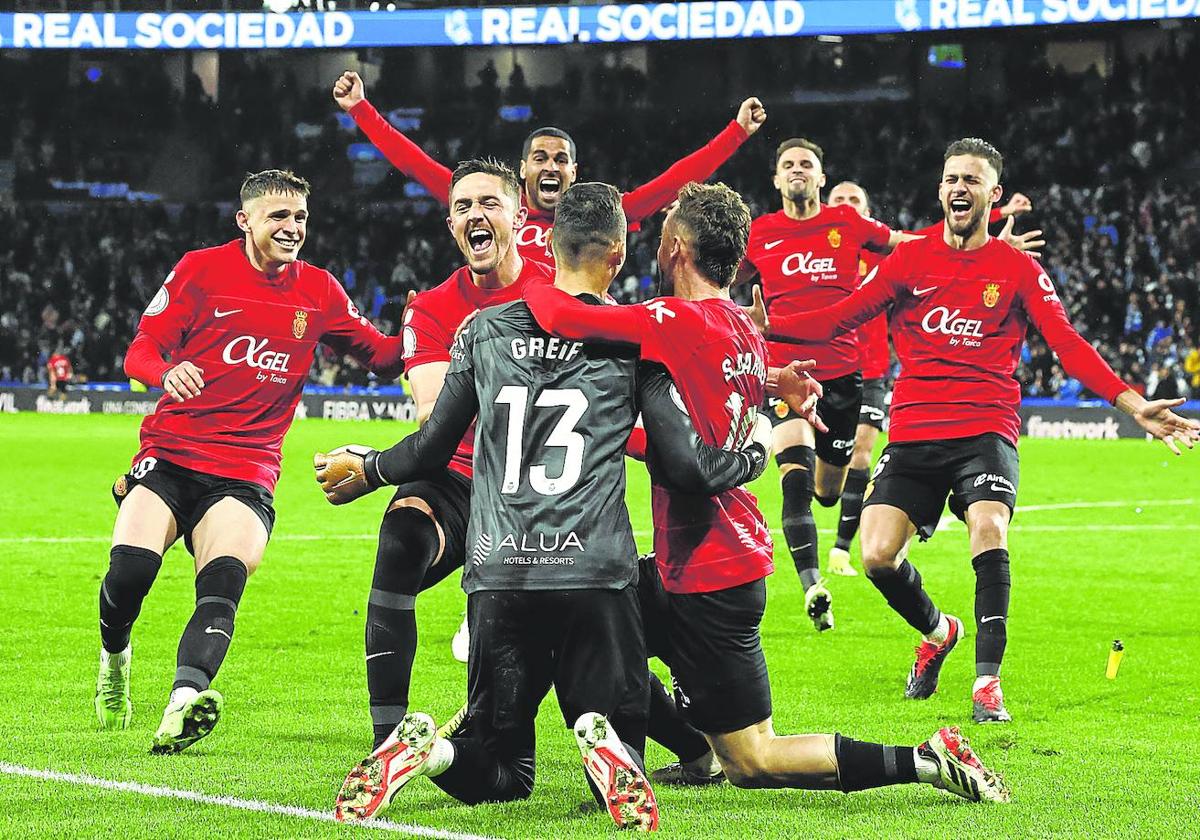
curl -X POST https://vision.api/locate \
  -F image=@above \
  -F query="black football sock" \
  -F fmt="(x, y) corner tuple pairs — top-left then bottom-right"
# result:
(174, 556), (247, 692)
(431, 736), (535, 805)
(972, 548), (1011, 677)
(866, 560), (941, 635)
(100, 545), (162, 653)
(368, 505), (441, 748)
(647, 673), (710, 764)
(834, 468), (870, 551)
(779, 447), (820, 590)
(834, 734), (919, 791)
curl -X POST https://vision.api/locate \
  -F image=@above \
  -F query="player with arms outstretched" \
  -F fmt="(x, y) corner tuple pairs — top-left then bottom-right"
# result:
(821, 181), (1038, 576)
(332, 70), (765, 265)
(765, 139), (1199, 722)
(317, 183), (780, 830)
(526, 181), (1010, 803)
(96, 170), (403, 752)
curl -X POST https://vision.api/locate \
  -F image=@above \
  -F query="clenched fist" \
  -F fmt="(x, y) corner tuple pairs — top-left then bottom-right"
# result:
(332, 71), (365, 112)
(736, 97), (767, 136)
(314, 444), (386, 505)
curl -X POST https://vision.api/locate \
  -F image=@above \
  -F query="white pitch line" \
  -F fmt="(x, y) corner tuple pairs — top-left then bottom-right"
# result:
(2, 498), (1194, 545)
(0, 762), (497, 840)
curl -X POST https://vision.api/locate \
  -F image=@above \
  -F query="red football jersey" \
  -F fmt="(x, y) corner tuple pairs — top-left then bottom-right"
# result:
(132, 240), (401, 492)
(769, 235), (1128, 446)
(401, 258), (555, 478)
(636, 298), (774, 594)
(48, 354), (72, 382)
(853, 250), (890, 380)
(745, 204), (892, 379)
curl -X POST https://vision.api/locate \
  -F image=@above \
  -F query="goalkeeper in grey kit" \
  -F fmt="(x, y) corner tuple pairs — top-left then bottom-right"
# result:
(314, 182), (772, 830)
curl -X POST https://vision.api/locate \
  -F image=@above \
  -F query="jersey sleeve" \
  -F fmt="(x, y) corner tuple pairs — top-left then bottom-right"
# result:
(769, 250), (902, 344)
(348, 99), (452, 206)
(848, 207), (893, 250)
(620, 120), (749, 223)
(401, 290), (456, 374)
(375, 325), (479, 484)
(637, 363), (765, 494)
(320, 273), (404, 381)
(1018, 259), (1128, 403)
(123, 332), (171, 388)
(136, 254), (202, 352)
(523, 285), (650, 346)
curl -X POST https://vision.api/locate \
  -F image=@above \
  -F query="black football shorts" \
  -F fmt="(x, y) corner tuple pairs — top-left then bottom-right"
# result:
(858, 377), (887, 431)
(766, 371), (863, 467)
(863, 432), (1020, 540)
(112, 456), (275, 556)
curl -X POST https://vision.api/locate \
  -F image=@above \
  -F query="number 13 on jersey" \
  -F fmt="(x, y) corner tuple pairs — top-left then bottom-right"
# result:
(494, 386), (588, 496)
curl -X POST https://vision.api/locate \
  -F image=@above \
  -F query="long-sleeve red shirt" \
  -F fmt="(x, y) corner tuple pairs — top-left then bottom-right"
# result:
(768, 235), (1127, 446)
(349, 98), (749, 265)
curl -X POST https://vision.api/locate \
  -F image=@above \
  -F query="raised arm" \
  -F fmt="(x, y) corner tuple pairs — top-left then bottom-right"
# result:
(335, 71), (453, 206)
(524, 285), (649, 346)
(638, 364), (768, 495)
(620, 97), (763, 223)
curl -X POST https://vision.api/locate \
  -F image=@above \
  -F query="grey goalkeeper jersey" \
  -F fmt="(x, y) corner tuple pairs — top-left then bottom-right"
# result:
(451, 299), (639, 593)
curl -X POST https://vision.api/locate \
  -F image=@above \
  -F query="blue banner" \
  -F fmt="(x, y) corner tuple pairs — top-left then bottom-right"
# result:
(1, 1), (1198, 50)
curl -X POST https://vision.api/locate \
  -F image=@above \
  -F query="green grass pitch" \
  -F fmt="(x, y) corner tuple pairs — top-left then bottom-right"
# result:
(1, 413), (1197, 838)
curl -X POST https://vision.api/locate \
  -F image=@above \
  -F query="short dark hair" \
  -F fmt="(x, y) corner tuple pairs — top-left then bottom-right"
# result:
(775, 137), (824, 169)
(834, 180), (871, 214)
(240, 169), (310, 204)
(450, 157), (521, 205)
(522, 127), (577, 161)
(944, 137), (1003, 180)
(552, 182), (625, 269)
(671, 181), (751, 288)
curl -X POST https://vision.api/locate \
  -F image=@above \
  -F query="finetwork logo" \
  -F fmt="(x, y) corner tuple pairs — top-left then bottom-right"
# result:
(444, 9), (472, 45)
(895, 0), (922, 31)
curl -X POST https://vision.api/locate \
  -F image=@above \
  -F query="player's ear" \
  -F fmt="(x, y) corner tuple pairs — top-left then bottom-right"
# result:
(235, 208), (250, 233)
(445, 214), (454, 235)
(991, 182), (1004, 205)
(818, 171), (827, 190)
(519, 159), (528, 179)
(513, 204), (528, 230)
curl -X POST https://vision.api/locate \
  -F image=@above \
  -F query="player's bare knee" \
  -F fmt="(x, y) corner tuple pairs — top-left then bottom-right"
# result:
(861, 540), (903, 574)
(968, 509), (1009, 552)
(721, 752), (776, 788)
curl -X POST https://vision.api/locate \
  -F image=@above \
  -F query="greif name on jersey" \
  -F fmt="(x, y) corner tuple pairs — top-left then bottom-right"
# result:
(510, 335), (582, 362)
(722, 350), (767, 383)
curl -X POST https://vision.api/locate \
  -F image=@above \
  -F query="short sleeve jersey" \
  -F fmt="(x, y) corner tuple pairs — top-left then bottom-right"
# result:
(746, 204), (891, 379)
(451, 299), (640, 593)
(133, 240), (399, 491)
(401, 259), (555, 479)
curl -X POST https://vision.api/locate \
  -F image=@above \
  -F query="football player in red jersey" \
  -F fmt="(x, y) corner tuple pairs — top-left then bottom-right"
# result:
(332, 70), (766, 265)
(525, 182), (1011, 804)
(96, 170), (404, 753)
(765, 139), (1199, 723)
(736, 138), (921, 634)
(46, 346), (73, 398)
(823, 181), (1039, 577)
(345, 159), (554, 751)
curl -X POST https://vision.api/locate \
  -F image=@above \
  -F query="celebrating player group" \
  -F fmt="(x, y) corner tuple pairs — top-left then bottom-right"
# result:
(91, 69), (1199, 832)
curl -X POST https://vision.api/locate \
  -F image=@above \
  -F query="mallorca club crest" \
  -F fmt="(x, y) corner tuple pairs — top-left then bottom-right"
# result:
(292, 310), (309, 339)
(982, 282), (1001, 309)
(113, 475), (129, 498)
(827, 228), (842, 249)
(774, 399), (790, 420)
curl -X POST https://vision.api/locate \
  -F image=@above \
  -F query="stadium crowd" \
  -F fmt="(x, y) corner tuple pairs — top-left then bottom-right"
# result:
(2, 34), (1197, 397)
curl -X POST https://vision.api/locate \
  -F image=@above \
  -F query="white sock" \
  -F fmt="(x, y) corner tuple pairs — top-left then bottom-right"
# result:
(423, 737), (455, 778)
(913, 748), (940, 784)
(683, 749), (721, 776)
(973, 675), (1000, 694)
(100, 647), (130, 668)
(169, 686), (199, 707)
(923, 615), (950, 645)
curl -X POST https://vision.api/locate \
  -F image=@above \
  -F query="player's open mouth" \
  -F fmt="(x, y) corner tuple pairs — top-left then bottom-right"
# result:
(538, 176), (561, 198)
(948, 198), (972, 220)
(467, 228), (494, 255)
(273, 237), (300, 251)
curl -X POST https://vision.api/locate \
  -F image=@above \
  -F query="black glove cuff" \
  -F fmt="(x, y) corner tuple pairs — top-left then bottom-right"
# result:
(745, 442), (768, 482)
(362, 449), (387, 488)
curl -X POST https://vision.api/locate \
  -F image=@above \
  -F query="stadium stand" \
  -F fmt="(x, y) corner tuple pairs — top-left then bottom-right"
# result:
(1, 27), (1196, 396)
